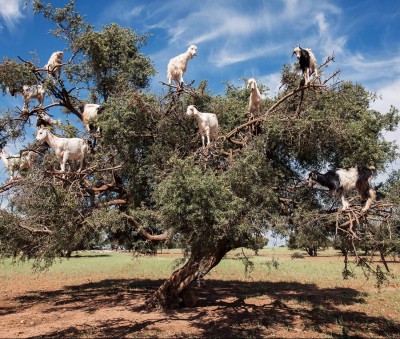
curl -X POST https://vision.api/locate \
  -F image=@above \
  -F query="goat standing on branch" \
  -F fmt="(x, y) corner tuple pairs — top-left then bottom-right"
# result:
(186, 105), (219, 148)
(0, 149), (34, 181)
(292, 46), (319, 85)
(307, 166), (377, 212)
(247, 78), (262, 116)
(80, 103), (103, 134)
(167, 45), (197, 87)
(44, 51), (64, 77)
(36, 128), (88, 177)
(10, 84), (45, 111)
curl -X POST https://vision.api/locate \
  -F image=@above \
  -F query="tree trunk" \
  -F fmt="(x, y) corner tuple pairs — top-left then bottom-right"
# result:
(305, 246), (317, 256)
(146, 241), (232, 309)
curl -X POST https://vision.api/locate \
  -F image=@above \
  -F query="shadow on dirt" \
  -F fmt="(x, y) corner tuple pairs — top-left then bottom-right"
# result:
(3, 278), (399, 338)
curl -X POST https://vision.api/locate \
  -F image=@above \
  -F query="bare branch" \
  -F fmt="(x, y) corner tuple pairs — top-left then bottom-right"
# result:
(122, 213), (170, 241)
(0, 178), (23, 193)
(17, 223), (53, 234)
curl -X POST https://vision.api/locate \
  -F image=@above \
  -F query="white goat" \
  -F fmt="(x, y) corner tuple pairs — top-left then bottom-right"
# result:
(247, 78), (262, 116)
(10, 84), (45, 111)
(292, 46), (319, 85)
(186, 105), (218, 147)
(167, 45), (197, 86)
(81, 103), (102, 133)
(36, 128), (88, 177)
(307, 166), (376, 212)
(0, 150), (34, 181)
(44, 51), (64, 77)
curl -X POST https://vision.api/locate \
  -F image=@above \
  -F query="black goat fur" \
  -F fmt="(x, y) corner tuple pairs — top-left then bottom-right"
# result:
(298, 47), (310, 74)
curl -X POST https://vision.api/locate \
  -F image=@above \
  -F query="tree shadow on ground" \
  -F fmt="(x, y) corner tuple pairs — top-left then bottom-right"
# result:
(3, 279), (399, 338)
(69, 254), (112, 258)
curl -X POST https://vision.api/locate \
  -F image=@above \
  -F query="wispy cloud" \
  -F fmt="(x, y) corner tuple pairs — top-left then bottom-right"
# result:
(210, 44), (286, 68)
(98, 2), (144, 24)
(147, 0), (346, 67)
(339, 53), (400, 85)
(99, 0), (400, 117)
(0, 0), (24, 32)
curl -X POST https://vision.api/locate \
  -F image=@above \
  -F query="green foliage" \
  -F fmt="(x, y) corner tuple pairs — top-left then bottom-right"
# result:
(153, 157), (247, 254)
(75, 23), (155, 101)
(0, 173), (103, 269)
(0, 1), (399, 291)
(288, 223), (332, 257)
(0, 58), (37, 94)
(33, 0), (155, 102)
(33, 0), (92, 46)
(275, 67), (399, 169)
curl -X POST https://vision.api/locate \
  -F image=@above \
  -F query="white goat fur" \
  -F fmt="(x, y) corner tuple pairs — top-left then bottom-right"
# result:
(186, 105), (218, 147)
(293, 46), (319, 85)
(0, 150), (34, 181)
(247, 78), (262, 116)
(44, 51), (64, 77)
(82, 104), (101, 132)
(36, 128), (88, 176)
(167, 45), (197, 86)
(11, 84), (45, 111)
(307, 166), (376, 212)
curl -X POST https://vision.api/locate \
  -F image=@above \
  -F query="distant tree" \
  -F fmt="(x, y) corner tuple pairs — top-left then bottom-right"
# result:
(287, 224), (332, 256)
(253, 236), (269, 255)
(0, 1), (399, 308)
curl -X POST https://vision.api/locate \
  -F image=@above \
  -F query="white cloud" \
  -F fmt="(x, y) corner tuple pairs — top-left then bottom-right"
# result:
(369, 78), (400, 144)
(370, 79), (400, 114)
(98, 3), (144, 23)
(258, 72), (282, 98)
(0, 0), (24, 32)
(315, 11), (328, 35)
(344, 53), (400, 74)
(369, 79), (400, 174)
(129, 6), (143, 18)
(152, 0), (346, 68)
(210, 44), (285, 68)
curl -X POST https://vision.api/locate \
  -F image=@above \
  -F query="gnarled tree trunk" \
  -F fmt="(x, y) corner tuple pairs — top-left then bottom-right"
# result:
(146, 241), (233, 308)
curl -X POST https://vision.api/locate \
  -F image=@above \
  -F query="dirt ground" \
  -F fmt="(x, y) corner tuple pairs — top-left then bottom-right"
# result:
(1, 253), (400, 338)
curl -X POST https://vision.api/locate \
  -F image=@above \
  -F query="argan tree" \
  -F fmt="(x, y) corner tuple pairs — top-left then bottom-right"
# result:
(0, 1), (399, 308)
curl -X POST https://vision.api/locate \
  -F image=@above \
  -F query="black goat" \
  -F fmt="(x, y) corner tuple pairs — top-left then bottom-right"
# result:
(292, 46), (319, 85)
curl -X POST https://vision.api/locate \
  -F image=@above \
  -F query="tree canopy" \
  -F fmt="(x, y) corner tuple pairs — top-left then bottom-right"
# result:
(0, 0), (399, 308)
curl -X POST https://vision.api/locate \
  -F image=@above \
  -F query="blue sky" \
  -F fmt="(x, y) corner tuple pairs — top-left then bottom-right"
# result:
(0, 0), (399, 178)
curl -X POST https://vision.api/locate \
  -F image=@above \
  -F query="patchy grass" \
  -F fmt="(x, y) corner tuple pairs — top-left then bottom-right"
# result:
(1, 247), (400, 338)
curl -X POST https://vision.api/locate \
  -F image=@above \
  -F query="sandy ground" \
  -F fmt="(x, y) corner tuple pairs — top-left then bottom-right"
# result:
(1, 253), (400, 338)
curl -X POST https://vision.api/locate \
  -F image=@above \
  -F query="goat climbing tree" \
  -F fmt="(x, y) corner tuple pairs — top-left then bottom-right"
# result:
(0, 1), (399, 308)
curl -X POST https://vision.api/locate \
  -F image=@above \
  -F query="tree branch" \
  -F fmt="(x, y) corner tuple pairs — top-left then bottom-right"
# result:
(18, 223), (53, 234)
(122, 213), (169, 241)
